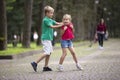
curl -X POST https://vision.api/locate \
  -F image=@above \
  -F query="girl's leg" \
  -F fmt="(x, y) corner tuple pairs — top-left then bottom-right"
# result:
(97, 33), (101, 46)
(68, 47), (78, 63)
(68, 47), (83, 70)
(59, 48), (67, 64)
(99, 34), (102, 46)
(57, 48), (67, 71)
(101, 34), (104, 47)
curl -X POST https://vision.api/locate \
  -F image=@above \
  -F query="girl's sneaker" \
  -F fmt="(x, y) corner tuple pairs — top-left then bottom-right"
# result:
(57, 65), (64, 71)
(76, 63), (83, 70)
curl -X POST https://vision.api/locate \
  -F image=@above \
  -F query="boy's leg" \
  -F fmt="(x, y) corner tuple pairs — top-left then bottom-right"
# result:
(45, 54), (50, 67)
(36, 53), (47, 64)
(31, 53), (47, 72)
(43, 54), (52, 71)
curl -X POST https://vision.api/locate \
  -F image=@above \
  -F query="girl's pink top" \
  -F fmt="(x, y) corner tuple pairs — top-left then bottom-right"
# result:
(61, 23), (74, 40)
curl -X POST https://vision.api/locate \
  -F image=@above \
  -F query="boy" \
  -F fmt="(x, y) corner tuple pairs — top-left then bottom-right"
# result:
(31, 6), (63, 72)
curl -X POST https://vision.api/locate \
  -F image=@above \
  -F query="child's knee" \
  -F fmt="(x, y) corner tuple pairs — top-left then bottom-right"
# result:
(62, 53), (67, 57)
(71, 52), (76, 56)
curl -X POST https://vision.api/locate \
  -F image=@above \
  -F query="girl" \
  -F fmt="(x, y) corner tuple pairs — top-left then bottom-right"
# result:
(57, 14), (83, 71)
(96, 18), (106, 49)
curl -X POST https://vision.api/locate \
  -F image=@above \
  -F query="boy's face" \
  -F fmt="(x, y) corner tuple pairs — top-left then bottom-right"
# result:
(46, 11), (54, 18)
(63, 18), (70, 25)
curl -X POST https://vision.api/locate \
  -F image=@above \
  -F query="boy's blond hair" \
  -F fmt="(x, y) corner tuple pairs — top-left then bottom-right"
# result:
(63, 14), (72, 21)
(44, 6), (54, 14)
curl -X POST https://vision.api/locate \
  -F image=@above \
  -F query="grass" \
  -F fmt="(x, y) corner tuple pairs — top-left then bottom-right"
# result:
(0, 40), (98, 56)
(0, 42), (42, 55)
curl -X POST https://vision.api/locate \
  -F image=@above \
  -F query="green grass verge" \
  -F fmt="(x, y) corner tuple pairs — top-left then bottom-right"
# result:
(0, 40), (98, 56)
(0, 42), (42, 55)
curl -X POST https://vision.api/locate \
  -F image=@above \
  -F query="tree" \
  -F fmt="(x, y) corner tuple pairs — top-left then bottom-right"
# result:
(7, 0), (24, 42)
(36, 0), (46, 45)
(0, 0), (7, 50)
(22, 0), (33, 48)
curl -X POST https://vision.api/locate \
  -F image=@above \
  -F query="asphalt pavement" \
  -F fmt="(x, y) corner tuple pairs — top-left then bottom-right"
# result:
(0, 39), (120, 80)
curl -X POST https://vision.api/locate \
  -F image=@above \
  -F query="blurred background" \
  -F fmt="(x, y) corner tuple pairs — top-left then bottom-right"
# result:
(0, 0), (120, 50)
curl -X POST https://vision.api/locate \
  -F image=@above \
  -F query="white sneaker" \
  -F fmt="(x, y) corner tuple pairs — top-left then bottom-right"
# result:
(99, 46), (104, 50)
(76, 63), (83, 70)
(57, 65), (64, 71)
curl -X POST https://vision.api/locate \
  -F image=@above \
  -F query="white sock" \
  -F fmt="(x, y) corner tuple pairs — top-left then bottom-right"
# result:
(59, 64), (63, 67)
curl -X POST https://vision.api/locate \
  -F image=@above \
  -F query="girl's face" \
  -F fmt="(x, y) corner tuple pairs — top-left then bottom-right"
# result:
(46, 11), (54, 18)
(63, 18), (71, 25)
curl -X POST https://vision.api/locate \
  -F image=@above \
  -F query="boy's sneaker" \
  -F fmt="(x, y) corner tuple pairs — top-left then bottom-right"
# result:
(76, 63), (83, 70)
(43, 67), (52, 71)
(57, 65), (64, 71)
(31, 62), (37, 72)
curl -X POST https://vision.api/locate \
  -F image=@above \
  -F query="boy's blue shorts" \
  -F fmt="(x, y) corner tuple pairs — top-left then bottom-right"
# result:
(60, 40), (73, 48)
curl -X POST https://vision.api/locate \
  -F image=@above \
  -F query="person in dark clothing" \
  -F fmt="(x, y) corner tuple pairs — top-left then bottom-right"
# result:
(96, 18), (107, 49)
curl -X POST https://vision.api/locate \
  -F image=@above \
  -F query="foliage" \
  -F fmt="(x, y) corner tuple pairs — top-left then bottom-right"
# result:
(0, 0), (119, 51)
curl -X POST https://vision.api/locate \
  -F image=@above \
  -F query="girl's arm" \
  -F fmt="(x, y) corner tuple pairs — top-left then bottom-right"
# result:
(70, 24), (75, 32)
(60, 26), (67, 36)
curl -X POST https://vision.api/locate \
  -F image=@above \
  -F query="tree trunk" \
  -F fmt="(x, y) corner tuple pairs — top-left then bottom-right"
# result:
(36, 0), (46, 46)
(0, 0), (7, 50)
(22, 0), (33, 48)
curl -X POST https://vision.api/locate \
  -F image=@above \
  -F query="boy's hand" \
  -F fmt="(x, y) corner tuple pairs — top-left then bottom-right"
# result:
(60, 22), (64, 26)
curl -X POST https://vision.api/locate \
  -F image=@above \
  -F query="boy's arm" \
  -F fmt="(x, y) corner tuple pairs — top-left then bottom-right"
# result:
(50, 23), (63, 28)
(56, 22), (63, 25)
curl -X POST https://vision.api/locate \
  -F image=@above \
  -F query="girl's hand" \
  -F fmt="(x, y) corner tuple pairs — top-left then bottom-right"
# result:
(69, 24), (73, 28)
(64, 26), (67, 30)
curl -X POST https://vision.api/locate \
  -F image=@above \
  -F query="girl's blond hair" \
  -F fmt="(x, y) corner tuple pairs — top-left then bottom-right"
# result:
(63, 14), (72, 21)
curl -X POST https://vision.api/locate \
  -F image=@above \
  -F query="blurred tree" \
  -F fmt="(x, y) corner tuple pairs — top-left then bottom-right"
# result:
(98, 0), (120, 38)
(6, 0), (24, 42)
(3, 0), (120, 49)
(22, 0), (33, 48)
(0, 0), (7, 50)
(36, 0), (46, 46)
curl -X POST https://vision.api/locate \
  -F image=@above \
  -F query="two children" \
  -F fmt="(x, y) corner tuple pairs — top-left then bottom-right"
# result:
(31, 6), (83, 72)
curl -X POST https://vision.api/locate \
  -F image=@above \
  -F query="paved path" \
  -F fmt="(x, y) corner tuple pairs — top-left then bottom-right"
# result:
(0, 39), (120, 80)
